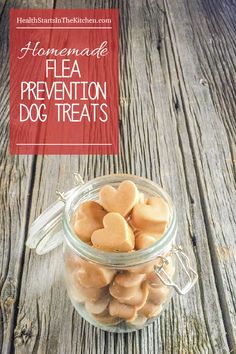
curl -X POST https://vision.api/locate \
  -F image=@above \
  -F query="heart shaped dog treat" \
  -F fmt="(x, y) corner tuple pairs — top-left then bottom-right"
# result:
(115, 272), (145, 287)
(99, 180), (139, 217)
(70, 278), (108, 302)
(148, 285), (170, 305)
(91, 212), (135, 252)
(131, 196), (170, 234)
(76, 259), (116, 288)
(93, 310), (122, 325)
(139, 302), (162, 318)
(127, 314), (147, 326)
(85, 296), (110, 315)
(109, 299), (137, 321)
(109, 279), (149, 308)
(74, 201), (107, 242)
(128, 259), (157, 274)
(65, 252), (82, 273)
(109, 282), (139, 301)
(135, 232), (158, 250)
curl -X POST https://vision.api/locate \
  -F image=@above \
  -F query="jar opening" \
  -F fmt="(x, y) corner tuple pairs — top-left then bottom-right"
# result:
(62, 174), (177, 268)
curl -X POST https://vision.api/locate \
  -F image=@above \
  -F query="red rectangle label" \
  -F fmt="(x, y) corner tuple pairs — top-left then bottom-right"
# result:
(10, 9), (119, 154)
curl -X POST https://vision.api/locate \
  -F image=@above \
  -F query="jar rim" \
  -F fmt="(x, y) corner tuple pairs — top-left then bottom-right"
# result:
(62, 174), (177, 268)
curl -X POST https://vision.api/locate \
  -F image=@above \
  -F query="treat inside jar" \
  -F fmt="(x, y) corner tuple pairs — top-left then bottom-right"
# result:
(73, 180), (170, 251)
(68, 180), (173, 328)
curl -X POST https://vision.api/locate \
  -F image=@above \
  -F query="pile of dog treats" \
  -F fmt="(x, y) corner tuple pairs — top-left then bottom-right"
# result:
(66, 180), (174, 327)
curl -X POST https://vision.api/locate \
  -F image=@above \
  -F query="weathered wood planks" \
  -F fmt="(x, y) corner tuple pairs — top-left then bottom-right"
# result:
(0, 0), (235, 353)
(0, 1), (53, 354)
(164, 0), (236, 350)
(0, 1), (34, 353)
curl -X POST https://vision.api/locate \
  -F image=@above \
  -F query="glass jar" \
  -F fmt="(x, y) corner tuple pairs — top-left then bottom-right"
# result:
(27, 173), (198, 333)
(61, 174), (198, 332)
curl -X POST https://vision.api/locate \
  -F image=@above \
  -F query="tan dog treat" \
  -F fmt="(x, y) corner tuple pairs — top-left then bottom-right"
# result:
(110, 281), (149, 308)
(85, 296), (110, 315)
(67, 282), (86, 303)
(139, 302), (162, 318)
(65, 252), (82, 273)
(135, 232), (158, 250)
(109, 282), (138, 301)
(134, 282), (149, 309)
(91, 212), (135, 252)
(70, 280), (107, 302)
(93, 311), (122, 325)
(131, 196), (170, 234)
(128, 260), (157, 274)
(148, 285), (170, 305)
(74, 201), (107, 242)
(109, 299), (137, 321)
(127, 315), (147, 327)
(115, 272), (145, 287)
(99, 180), (139, 217)
(76, 260), (116, 288)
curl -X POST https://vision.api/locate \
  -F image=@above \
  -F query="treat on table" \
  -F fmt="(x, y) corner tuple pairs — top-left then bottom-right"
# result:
(68, 180), (174, 328)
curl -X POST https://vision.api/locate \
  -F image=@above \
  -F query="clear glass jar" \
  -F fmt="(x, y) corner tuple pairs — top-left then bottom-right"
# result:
(61, 174), (197, 333)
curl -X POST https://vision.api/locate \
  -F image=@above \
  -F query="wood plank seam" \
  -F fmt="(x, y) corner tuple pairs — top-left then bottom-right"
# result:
(163, 0), (235, 351)
(7, 156), (38, 354)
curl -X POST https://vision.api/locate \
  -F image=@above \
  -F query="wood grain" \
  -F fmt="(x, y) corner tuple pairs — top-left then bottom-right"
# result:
(0, 0), (235, 353)
(0, 1), (53, 354)
(0, 1), (34, 353)
(164, 0), (236, 350)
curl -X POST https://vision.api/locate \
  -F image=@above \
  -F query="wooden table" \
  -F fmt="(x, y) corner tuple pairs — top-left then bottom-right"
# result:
(1, 0), (235, 353)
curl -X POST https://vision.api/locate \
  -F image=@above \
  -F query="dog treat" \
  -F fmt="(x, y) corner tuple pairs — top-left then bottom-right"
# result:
(131, 196), (170, 234)
(67, 281), (87, 303)
(109, 299), (137, 321)
(93, 309), (122, 325)
(75, 259), (116, 288)
(99, 180), (139, 217)
(74, 201), (107, 242)
(147, 286), (170, 305)
(65, 252), (82, 273)
(109, 281), (148, 308)
(139, 302), (162, 318)
(135, 231), (158, 250)
(109, 282), (139, 301)
(115, 272), (145, 287)
(127, 315), (147, 326)
(70, 279), (108, 302)
(91, 212), (135, 252)
(85, 296), (110, 315)
(69, 180), (173, 328)
(128, 260), (158, 274)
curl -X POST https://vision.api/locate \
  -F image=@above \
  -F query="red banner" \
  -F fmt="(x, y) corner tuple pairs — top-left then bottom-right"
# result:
(10, 9), (119, 154)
